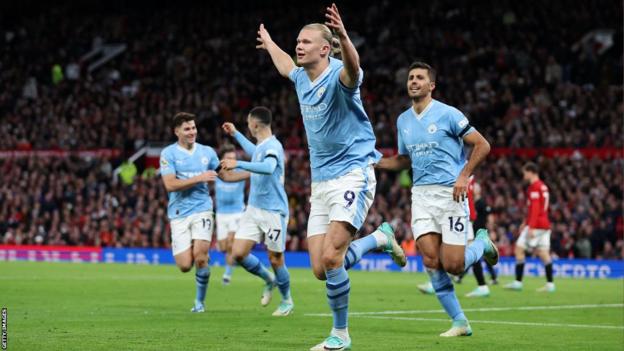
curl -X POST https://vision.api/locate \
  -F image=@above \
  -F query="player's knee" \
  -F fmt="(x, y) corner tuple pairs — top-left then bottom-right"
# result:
(422, 255), (441, 270)
(312, 267), (327, 281)
(195, 256), (209, 268)
(268, 253), (283, 268)
(178, 263), (193, 273)
(230, 245), (246, 262)
(321, 252), (343, 269)
(443, 261), (464, 275)
(232, 252), (246, 263)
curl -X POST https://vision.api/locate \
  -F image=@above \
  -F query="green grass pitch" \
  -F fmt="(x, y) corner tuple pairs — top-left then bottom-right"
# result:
(1, 261), (622, 350)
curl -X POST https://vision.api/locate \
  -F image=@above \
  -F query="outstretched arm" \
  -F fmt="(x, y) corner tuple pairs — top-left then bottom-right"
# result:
(161, 171), (217, 192)
(221, 157), (278, 175)
(222, 122), (256, 156)
(453, 131), (491, 202)
(325, 3), (360, 88)
(233, 132), (257, 157)
(375, 155), (411, 171)
(218, 169), (251, 182)
(257, 23), (296, 78)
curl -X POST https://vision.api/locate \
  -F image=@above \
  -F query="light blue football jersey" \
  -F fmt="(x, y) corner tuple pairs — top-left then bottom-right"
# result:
(289, 57), (381, 182)
(159, 142), (219, 219)
(215, 177), (245, 214)
(248, 136), (289, 216)
(397, 99), (475, 186)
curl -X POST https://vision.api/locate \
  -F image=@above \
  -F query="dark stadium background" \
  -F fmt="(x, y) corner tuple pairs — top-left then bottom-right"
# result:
(0, 0), (622, 259)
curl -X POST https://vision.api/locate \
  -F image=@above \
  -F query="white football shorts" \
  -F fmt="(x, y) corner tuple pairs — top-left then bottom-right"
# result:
(307, 165), (376, 237)
(516, 227), (551, 250)
(170, 210), (214, 256)
(235, 206), (287, 253)
(467, 221), (475, 241)
(411, 185), (470, 246)
(216, 212), (243, 241)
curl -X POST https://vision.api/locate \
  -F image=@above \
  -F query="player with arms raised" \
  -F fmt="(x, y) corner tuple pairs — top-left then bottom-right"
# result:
(257, 3), (406, 349)
(221, 107), (294, 316)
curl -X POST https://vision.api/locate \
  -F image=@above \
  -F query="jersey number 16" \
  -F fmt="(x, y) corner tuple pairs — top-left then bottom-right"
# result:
(448, 216), (464, 233)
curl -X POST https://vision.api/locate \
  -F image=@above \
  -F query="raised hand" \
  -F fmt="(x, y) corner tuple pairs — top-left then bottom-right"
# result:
(222, 122), (237, 136)
(256, 23), (273, 50)
(325, 3), (347, 38)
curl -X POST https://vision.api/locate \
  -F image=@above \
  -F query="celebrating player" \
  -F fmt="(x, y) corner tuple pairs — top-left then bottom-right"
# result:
(376, 61), (498, 337)
(159, 112), (219, 313)
(257, 3), (406, 349)
(505, 162), (555, 292)
(221, 107), (294, 316)
(215, 144), (246, 285)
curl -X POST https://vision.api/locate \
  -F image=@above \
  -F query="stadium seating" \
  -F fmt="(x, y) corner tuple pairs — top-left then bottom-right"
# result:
(1, 0), (622, 258)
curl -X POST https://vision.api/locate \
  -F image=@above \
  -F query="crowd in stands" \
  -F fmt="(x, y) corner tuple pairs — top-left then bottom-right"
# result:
(1, 1), (621, 150)
(2, 154), (622, 260)
(1, 0), (622, 259)
(0, 157), (170, 249)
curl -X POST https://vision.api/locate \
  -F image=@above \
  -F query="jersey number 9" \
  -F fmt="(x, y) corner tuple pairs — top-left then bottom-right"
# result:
(344, 190), (356, 208)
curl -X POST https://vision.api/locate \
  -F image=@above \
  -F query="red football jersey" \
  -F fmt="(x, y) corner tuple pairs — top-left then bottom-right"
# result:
(526, 179), (551, 229)
(467, 176), (477, 221)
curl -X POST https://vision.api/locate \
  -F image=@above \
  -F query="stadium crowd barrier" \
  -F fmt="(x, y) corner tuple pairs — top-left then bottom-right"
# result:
(2, 146), (615, 161)
(1, 245), (622, 279)
(0, 149), (122, 159)
(144, 147), (624, 166)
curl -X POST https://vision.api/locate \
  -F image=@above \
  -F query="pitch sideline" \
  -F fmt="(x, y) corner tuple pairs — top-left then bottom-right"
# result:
(305, 303), (624, 330)
(305, 303), (624, 316)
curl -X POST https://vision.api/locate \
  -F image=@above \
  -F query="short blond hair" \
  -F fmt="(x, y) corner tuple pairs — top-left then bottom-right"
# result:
(302, 23), (332, 44)
(301, 23), (341, 57)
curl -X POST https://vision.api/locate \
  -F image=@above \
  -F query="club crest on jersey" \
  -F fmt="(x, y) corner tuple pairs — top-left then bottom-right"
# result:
(428, 123), (437, 134)
(317, 86), (326, 98)
(201, 157), (209, 165)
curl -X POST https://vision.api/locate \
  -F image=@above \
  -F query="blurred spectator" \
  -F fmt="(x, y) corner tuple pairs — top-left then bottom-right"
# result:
(0, 0), (621, 151)
(1, 153), (622, 260)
